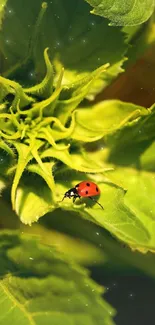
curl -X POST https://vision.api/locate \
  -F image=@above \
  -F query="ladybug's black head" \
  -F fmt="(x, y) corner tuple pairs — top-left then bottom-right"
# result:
(64, 187), (78, 198)
(60, 187), (79, 202)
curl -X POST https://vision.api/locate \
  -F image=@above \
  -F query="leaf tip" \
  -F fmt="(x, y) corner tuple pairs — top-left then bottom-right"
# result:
(42, 2), (48, 9)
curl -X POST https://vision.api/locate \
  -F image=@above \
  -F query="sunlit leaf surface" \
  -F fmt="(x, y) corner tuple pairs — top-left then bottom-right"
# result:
(85, 0), (155, 26)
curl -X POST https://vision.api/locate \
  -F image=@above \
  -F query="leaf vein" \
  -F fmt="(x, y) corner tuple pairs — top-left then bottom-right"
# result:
(0, 281), (36, 325)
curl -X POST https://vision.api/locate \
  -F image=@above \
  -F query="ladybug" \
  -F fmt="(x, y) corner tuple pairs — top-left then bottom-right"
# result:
(61, 181), (104, 209)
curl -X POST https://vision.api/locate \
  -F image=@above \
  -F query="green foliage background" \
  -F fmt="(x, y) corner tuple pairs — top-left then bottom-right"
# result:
(0, 0), (155, 324)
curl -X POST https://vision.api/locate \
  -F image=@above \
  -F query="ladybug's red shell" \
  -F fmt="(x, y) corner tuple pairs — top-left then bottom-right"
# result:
(75, 181), (100, 197)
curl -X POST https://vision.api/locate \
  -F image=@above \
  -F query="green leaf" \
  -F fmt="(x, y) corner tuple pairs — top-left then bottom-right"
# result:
(55, 63), (110, 124)
(10, 140), (44, 210)
(41, 147), (113, 174)
(105, 102), (155, 153)
(14, 161), (55, 224)
(15, 174), (54, 224)
(0, 231), (115, 325)
(10, 142), (33, 210)
(71, 99), (147, 142)
(0, 0), (126, 98)
(24, 47), (54, 98)
(101, 166), (155, 253)
(85, 0), (155, 26)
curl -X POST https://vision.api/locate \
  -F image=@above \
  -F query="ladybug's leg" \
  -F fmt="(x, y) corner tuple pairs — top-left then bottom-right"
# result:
(59, 195), (65, 202)
(73, 196), (76, 203)
(88, 197), (104, 210)
(73, 195), (80, 203)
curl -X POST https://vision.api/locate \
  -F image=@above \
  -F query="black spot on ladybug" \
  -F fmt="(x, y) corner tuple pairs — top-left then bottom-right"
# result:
(75, 184), (79, 188)
(85, 190), (88, 194)
(96, 187), (99, 192)
(86, 182), (90, 186)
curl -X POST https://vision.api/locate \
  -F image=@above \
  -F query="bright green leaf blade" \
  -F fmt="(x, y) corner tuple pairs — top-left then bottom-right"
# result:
(106, 103), (155, 152)
(11, 140), (44, 211)
(0, 231), (115, 325)
(85, 0), (155, 26)
(15, 174), (54, 224)
(56, 63), (110, 124)
(0, 0), (126, 98)
(11, 142), (33, 210)
(71, 100), (147, 142)
(41, 147), (113, 174)
(24, 47), (54, 98)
